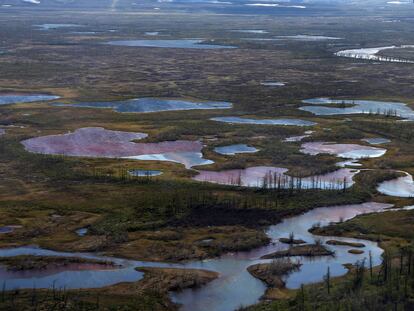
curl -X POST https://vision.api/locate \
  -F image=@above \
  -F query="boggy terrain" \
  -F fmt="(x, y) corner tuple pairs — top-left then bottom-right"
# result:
(1, 2), (414, 311)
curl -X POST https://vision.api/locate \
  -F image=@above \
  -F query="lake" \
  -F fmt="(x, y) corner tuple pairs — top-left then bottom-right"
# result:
(105, 39), (237, 49)
(211, 116), (316, 126)
(214, 144), (258, 155)
(300, 142), (386, 159)
(22, 127), (213, 169)
(335, 45), (414, 63)
(55, 98), (232, 113)
(300, 98), (414, 120)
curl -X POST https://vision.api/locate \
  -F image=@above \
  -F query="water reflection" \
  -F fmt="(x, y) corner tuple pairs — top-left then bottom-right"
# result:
(55, 98), (232, 113)
(105, 39), (237, 49)
(211, 116), (316, 126)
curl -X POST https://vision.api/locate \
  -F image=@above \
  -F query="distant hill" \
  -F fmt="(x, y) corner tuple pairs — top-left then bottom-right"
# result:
(0, 0), (404, 12)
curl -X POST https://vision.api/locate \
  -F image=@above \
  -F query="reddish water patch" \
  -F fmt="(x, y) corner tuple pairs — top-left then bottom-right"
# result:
(21, 127), (203, 158)
(193, 166), (358, 189)
(194, 166), (287, 187)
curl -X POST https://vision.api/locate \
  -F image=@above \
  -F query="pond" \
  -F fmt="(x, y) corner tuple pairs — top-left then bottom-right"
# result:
(231, 30), (268, 34)
(377, 172), (414, 197)
(335, 45), (414, 63)
(55, 98), (232, 113)
(214, 144), (258, 155)
(193, 166), (358, 190)
(105, 39), (237, 49)
(300, 97), (414, 120)
(361, 137), (391, 145)
(260, 81), (285, 87)
(35, 24), (83, 30)
(0, 94), (60, 106)
(284, 134), (311, 142)
(124, 152), (213, 169)
(0, 226), (21, 234)
(245, 3), (306, 9)
(300, 142), (386, 159)
(128, 169), (163, 177)
(22, 127), (213, 169)
(145, 32), (160, 36)
(75, 228), (88, 237)
(274, 35), (342, 41)
(336, 160), (362, 168)
(211, 116), (316, 127)
(70, 31), (97, 35)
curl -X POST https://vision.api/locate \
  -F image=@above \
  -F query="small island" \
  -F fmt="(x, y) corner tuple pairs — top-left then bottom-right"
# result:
(261, 243), (334, 259)
(326, 240), (365, 248)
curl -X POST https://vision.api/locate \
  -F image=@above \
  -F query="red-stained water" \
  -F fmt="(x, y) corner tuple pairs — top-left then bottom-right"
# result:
(21, 127), (203, 158)
(193, 166), (358, 189)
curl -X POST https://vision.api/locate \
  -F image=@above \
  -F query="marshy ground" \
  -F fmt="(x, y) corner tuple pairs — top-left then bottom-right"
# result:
(1, 2), (414, 310)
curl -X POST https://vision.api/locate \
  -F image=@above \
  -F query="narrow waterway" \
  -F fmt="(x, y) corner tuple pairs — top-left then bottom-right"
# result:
(0, 202), (395, 311)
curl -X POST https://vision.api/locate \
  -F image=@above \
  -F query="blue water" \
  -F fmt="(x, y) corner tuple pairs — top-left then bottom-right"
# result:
(214, 144), (258, 155)
(300, 98), (414, 120)
(362, 137), (391, 145)
(0, 94), (60, 106)
(211, 116), (316, 126)
(54, 98), (232, 113)
(75, 228), (88, 237)
(0, 227), (14, 234)
(105, 39), (237, 49)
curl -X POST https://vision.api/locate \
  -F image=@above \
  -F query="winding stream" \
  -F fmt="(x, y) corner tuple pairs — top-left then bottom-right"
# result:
(0, 202), (395, 311)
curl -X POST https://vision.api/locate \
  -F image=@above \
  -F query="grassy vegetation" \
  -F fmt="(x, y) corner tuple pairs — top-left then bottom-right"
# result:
(0, 7), (411, 260)
(0, 256), (116, 271)
(0, 6), (414, 311)
(0, 114), (385, 261)
(247, 259), (302, 299)
(261, 242), (334, 260)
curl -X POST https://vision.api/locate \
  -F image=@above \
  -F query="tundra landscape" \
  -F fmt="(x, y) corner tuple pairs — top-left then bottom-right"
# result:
(0, 0), (414, 310)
